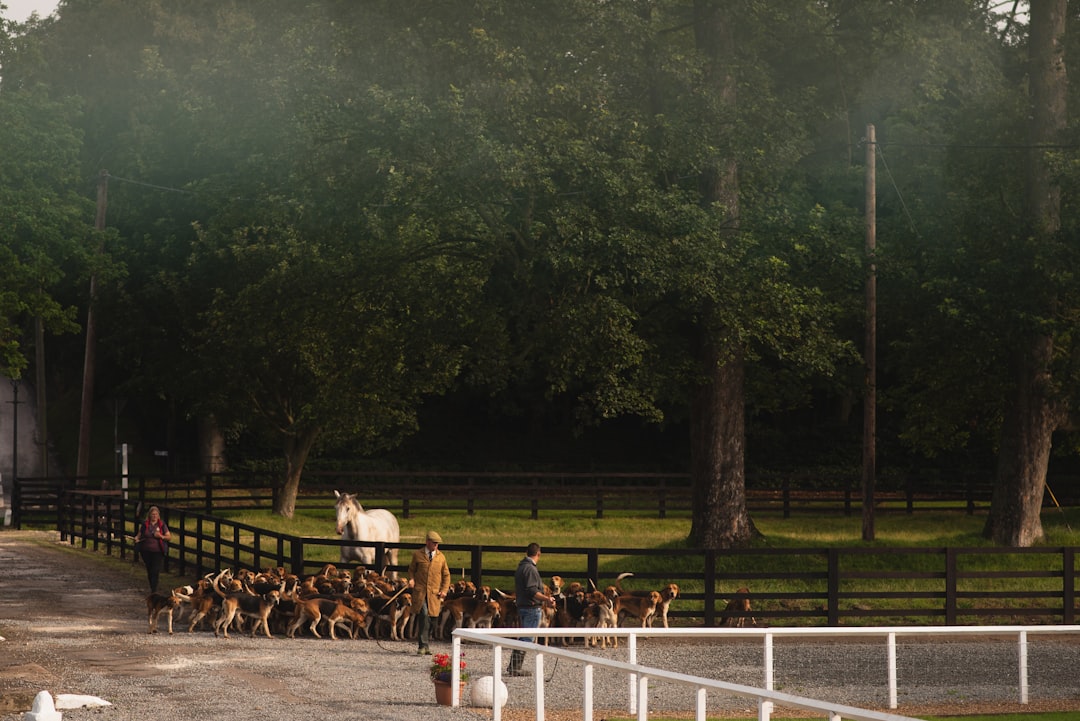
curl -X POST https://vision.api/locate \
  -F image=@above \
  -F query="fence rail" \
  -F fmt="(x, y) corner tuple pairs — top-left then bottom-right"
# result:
(52, 491), (1080, 626)
(12, 470), (1007, 528)
(451, 625), (1080, 719)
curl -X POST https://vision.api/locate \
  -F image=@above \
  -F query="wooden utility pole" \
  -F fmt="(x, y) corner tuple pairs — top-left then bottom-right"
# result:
(76, 170), (108, 480)
(35, 315), (47, 477)
(7, 380), (20, 483)
(862, 125), (877, 541)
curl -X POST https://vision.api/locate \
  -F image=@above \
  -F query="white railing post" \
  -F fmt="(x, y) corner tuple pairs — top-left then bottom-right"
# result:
(583, 663), (594, 721)
(451, 636), (463, 706)
(636, 674), (649, 721)
(493, 644), (503, 721)
(695, 686), (707, 721)
(764, 632), (774, 690)
(758, 699), (774, 721)
(628, 631), (638, 714)
(1018, 631), (1028, 705)
(887, 632), (897, 709)
(535, 652), (546, 721)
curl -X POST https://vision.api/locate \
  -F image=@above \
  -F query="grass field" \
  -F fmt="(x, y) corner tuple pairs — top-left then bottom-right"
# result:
(183, 504), (1080, 627)
(217, 504), (1080, 552)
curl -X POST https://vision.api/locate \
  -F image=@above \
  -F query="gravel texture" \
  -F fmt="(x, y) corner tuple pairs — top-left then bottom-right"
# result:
(1, 530), (1079, 721)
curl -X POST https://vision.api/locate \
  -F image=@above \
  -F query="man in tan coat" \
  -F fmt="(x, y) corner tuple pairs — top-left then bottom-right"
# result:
(408, 529), (451, 655)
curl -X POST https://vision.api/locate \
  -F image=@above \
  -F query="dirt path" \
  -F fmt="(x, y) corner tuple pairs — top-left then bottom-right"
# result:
(0, 530), (487, 721)
(2, 530), (1079, 721)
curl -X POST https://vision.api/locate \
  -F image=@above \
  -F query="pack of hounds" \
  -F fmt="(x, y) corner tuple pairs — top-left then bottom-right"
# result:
(146, 566), (756, 640)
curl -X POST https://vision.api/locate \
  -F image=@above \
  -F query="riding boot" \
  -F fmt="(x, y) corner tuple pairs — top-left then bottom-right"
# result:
(507, 649), (530, 676)
(417, 606), (432, 653)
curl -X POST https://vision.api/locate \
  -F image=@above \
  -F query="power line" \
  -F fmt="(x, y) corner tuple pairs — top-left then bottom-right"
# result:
(875, 145), (920, 237)
(864, 141), (1080, 151)
(105, 172), (199, 195)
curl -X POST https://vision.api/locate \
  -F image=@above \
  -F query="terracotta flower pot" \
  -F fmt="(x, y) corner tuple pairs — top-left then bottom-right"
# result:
(433, 679), (466, 706)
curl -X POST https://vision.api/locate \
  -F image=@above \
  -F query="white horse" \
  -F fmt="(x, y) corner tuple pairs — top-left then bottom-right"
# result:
(333, 490), (400, 576)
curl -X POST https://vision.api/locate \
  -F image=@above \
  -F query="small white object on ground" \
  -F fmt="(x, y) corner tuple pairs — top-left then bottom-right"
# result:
(55, 694), (111, 709)
(24, 691), (62, 721)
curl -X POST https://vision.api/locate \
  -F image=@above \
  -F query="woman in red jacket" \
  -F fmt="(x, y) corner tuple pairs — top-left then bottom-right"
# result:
(134, 506), (171, 593)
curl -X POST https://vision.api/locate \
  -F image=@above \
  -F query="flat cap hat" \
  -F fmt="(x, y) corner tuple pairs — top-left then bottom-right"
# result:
(426, 530), (443, 543)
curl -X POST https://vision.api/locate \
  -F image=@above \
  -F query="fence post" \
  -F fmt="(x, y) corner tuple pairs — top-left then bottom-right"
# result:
(79, 492), (89, 548)
(53, 486), (64, 540)
(945, 547), (958, 625)
(1063, 547), (1075, 625)
(703, 549), (717, 626)
(471, 547), (484, 588)
(90, 494), (101, 552)
(827, 548), (840, 626)
(12, 479), (21, 529)
(587, 549), (599, 589)
(782, 477), (790, 519)
(291, 537), (305, 577)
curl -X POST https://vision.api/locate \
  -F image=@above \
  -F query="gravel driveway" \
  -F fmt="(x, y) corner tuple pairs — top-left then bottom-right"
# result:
(1, 530), (1079, 721)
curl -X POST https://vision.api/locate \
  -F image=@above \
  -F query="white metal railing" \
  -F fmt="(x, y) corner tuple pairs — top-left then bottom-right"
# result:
(449, 625), (1080, 720)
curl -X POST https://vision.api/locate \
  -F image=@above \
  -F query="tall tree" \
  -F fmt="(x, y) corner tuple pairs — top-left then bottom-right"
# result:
(686, 0), (753, 546)
(387, 0), (852, 548)
(984, 0), (1069, 546)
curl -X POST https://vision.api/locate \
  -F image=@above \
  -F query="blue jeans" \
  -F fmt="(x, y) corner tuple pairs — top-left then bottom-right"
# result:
(518, 605), (542, 643)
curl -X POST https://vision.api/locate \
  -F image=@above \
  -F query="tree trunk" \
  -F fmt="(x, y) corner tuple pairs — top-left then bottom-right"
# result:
(689, 340), (757, 548)
(273, 427), (320, 518)
(197, 414), (227, 474)
(983, 0), (1067, 546)
(985, 336), (1062, 545)
(685, 1), (755, 549)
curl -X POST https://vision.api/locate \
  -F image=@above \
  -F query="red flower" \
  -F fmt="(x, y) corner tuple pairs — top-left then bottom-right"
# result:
(430, 652), (469, 682)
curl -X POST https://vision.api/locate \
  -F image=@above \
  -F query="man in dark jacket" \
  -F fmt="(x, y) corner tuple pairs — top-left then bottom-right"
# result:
(509, 542), (555, 676)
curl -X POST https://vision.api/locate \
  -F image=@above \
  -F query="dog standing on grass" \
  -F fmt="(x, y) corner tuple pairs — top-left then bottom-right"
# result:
(720, 587), (756, 627)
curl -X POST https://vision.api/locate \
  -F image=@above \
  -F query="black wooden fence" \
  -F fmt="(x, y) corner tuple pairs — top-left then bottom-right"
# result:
(54, 490), (1080, 627)
(12, 469), (1003, 529)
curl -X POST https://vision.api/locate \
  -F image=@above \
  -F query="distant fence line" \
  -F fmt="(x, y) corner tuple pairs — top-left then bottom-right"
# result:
(47, 490), (1080, 627)
(11, 469), (1013, 528)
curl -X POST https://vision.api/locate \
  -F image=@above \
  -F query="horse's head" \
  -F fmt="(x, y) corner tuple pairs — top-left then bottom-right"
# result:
(334, 490), (370, 535)
(334, 490), (355, 535)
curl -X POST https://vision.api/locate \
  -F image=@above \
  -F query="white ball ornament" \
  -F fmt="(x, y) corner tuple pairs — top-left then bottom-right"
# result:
(470, 675), (508, 708)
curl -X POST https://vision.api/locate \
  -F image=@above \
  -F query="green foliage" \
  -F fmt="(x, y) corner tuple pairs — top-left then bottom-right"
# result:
(0, 79), (91, 377)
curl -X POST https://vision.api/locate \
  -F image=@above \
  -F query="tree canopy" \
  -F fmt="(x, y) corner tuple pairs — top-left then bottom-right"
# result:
(1, 0), (1076, 546)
